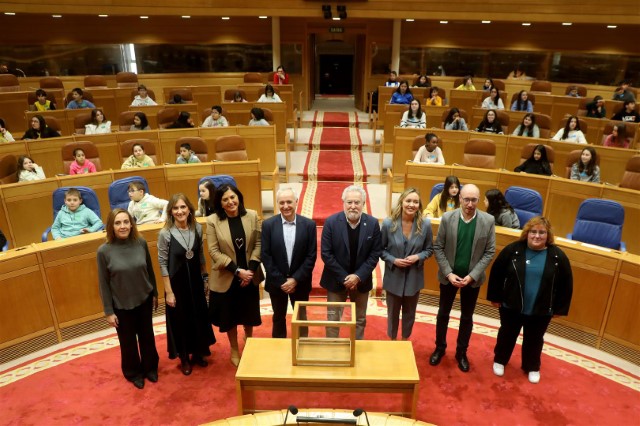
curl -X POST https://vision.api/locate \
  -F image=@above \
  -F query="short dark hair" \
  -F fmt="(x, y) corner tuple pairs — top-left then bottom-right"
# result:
(128, 180), (146, 192)
(213, 184), (247, 220)
(211, 105), (223, 114)
(251, 107), (265, 121)
(179, 143), (192, 151)
(72, 147), (85, 157)
(72, 87), (83, 96)
(35, 89), (47, 97)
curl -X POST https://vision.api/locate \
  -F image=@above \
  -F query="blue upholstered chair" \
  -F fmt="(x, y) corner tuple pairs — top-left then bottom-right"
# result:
(429, 183), (444, 201)
(504, 186), (543, 229)
(108, 176), (150, 210)
(42, 186), (103, 242)
(567, 199), (626, 251)
(197, 175), (238, 199)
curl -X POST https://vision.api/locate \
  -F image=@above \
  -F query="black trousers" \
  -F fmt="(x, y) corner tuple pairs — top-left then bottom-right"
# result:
(114, 294), (159, 381)
(494, 306), (552, 372)
(269, 287), (309, 338)
(435, 283), (480, 354)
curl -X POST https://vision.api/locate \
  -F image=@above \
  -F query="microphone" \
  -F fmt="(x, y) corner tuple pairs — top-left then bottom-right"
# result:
(352, 408), (370, 426)
(283, 405), (298, 425)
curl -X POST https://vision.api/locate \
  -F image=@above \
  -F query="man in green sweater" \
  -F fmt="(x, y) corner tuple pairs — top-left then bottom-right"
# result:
(430, 184), (496, 372)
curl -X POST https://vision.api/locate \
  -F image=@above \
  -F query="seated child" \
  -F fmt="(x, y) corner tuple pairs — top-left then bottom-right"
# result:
(66, 88), (96, 109)
(51, 188), (103, 240)
(121, 143), (156, 169)
(127, 181), (168, 224)
(32, 89), (57, 111)
(202, 106), (229, 127)
(176, 143), (201, 164)
(17, 155), (46, 182)
(69, 147), (97, 175)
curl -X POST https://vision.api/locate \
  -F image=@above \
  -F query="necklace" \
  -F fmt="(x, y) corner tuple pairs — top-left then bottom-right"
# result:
(525, 249), (546, 265)
(174, 226), (193, 259)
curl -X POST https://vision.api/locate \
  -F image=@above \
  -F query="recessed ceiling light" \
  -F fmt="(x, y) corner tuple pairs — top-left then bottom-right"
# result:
(607, 25), (617, 29)
(98, 14), (108, 18)
(522, 22), (531, 26)
(439, 20), (448, 24)
(4, 12), (16, 15)
(182, 15), (190, 19)
(259, 16), (268, 19)
(52, 15), (62, 18)
(221, 17), (230, 20)
(405, 19), (414, 22)
(562, 22), (572, 26)
(140, 16), (148, 19)
(332, 17), (340, 20)
(482, 20), (491, 24)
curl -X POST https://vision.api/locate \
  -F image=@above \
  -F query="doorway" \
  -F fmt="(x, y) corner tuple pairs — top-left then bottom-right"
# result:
(318, 54), (354, 95)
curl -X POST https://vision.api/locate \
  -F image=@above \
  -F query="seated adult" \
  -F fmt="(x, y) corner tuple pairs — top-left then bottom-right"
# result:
(131, 84), (157, 107)
(603, 123), (631, 148)
(456, 76), (476, 91)
(611, 100), (640, 123)
(167, 111), (195, 129)
(273, 66), (289, 85)
(0, 118), (15, 142)
(552, 116), (587, 144)
(257, 84), (282, 103)
(612, 81), (636, 103)
(481, 87), (505, 110)
(390, 80), (413, 105)
(443, 108), (468, 131)
(85, 109), (112, 134)
(130, 112), (151, 131)
(475, 110), (503, 134)
(413, 133), (445, 164)
(585, 96), (606, 118)
(66, 88), (96, 109)
(385, 71), (400, 87)
(512, 113), (540, 138)
(22, 115), (61, 140)
(514, 144), (552, 176)
(32, 89), (56, 111)
(511, 90), (533, 112)
(400, 99), (426, 128)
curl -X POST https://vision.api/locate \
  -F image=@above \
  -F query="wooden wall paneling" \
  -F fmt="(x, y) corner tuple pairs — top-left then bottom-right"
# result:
(25, 136), (76, 176)
(56, 171), (114, 223)
(114, 88), (136, 118)
(115, 129), (163, 164)
(220, 102), (254, 126)
(1, 180), (58, 246)
(0, 139), (28, 160)
(237, 125), (278, 190)
(157, 127), (201, 166)
(532, 93), (553, 118)
(77, 133), (122, 171)
(39, 237), (105, 327)
(601, 186), (640, 254)
(211, 160), (263, 218)
(24, 110), (70, 137)
(544, 177), (604, 242)
(112, 167), (169, 202)
(137, 225), (166, 298)
(0, 92), (30, 137)
(0, 249), (55, 348)
(603, 257), (640, 349)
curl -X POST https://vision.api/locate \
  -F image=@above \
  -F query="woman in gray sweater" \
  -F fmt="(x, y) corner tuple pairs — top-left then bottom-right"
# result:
(97, 208), (159, 390)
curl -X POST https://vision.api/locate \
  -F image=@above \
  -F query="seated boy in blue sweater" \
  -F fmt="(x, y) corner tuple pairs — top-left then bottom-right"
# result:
(176, 142), (201, 164)
(51, 188), (103, 240)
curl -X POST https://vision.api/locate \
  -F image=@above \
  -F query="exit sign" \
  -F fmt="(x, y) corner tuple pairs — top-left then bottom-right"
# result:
(329, 27), (344, 33)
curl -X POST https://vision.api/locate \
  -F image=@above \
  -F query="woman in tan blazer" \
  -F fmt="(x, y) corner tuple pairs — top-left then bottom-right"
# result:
(206, 184), (263, 367)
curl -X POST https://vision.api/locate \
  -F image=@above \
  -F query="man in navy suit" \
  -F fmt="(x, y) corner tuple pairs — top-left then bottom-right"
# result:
(321, 185), (382, 340)
(262, 187), (317, 338)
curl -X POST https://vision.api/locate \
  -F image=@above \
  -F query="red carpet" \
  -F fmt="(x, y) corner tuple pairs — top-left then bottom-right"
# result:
(308, 127), (362, 150)
(297, 182), (374, 226)
(1, 309), (637, 425)
(302, 150), (367, 181)
(312, 111), (357, 127)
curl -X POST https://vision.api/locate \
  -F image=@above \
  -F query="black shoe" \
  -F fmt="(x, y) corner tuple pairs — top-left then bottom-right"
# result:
(456, 353), (470, 372)
(145, 371), (158, 383)
(180, 359), (192, 376)
(132, 378), (145, 389)
(429, 349), (445, 366)
(190, 355), (208, 368)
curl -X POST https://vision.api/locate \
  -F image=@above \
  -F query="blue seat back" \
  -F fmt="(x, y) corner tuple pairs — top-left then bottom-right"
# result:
(52, 186), (102, 220)
(430, 183), (444, 201)
(571, 199), (625, 250)
(504, 186), (543, 229)
(108, 176), (150, 210)
(197, 175), (238, 198)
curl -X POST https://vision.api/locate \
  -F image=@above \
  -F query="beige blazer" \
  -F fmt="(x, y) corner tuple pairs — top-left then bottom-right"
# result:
(206, 209), (262, 293)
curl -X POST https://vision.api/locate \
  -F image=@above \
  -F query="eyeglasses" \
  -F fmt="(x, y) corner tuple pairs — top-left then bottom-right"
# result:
(461, 198), (479, 204)
(529, 230), (547, 236)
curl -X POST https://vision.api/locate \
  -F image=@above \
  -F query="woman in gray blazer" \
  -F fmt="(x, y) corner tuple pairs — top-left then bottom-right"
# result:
(381, 188), (434, 340)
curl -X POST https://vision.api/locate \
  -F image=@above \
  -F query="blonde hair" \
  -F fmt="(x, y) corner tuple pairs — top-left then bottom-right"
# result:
(519, 216), (555, 246)
(389, 187), (424, 235)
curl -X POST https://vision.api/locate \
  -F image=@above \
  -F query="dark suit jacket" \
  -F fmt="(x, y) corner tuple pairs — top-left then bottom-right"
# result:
(320, 212), (382, 293)
(261, 214), (317, 294)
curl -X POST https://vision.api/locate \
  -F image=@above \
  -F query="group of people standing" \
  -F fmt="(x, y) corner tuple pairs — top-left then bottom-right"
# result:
(97, 180), (573, 390)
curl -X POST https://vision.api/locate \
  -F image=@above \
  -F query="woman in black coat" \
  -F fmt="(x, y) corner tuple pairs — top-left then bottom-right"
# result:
(487, 216), (573, 384)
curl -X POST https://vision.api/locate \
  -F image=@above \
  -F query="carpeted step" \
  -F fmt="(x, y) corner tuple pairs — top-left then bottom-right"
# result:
(312, 111), (359, 128)
(308, 127), (362, 151)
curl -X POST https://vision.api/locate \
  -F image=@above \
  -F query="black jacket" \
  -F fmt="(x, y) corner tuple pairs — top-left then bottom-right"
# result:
(514, 159), (552, 176)
(487, 240), (573, 316)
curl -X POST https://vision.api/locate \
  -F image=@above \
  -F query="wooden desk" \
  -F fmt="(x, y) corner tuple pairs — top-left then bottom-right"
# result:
(236, 338), (419, 418)
(204, 409), (434, 425)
